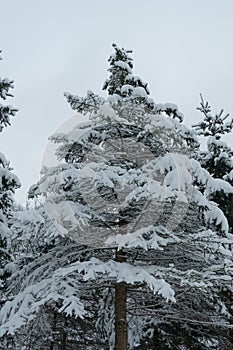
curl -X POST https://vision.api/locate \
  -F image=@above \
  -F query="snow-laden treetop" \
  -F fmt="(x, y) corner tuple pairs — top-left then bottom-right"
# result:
(193, 94), (233, 138)
(64, 44), (185, 123)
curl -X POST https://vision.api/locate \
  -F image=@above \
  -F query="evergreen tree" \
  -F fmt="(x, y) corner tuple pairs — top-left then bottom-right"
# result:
(193, 95), (233, 231)
(193, 95), (233, 347)
(0, 50), (20, 301)
(1, 45), (233, 350)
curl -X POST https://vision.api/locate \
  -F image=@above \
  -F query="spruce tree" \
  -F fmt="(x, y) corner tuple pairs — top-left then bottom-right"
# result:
(1, 45), (233, 350)
(0, 50), (20, 302)
(193, 95), (233, 231)
(193, 95), (233, 347)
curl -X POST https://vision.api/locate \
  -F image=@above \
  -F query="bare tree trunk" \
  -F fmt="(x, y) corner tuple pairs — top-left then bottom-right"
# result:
(60, 318), (67, 350)
(114, 249), (128, 350)
(49, 311), (57, 350)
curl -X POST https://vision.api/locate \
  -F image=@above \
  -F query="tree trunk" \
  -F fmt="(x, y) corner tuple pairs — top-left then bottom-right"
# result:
(60, 318), (67, 350)
(49, 311), (57, 350)
(114, 249), (128, 350)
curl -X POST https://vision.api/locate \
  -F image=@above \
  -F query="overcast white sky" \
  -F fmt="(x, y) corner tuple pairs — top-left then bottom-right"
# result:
(1, 0), (233, 204)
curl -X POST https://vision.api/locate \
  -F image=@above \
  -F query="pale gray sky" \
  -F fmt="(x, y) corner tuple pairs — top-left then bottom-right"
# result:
(0, 0), (233, 204)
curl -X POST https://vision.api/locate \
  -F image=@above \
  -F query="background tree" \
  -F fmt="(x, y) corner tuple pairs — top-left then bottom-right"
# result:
(0, 50), (21, 350)
(193, 95), (233, 231)
(193, 95), (233, 347)
(0, 50), (20, 296)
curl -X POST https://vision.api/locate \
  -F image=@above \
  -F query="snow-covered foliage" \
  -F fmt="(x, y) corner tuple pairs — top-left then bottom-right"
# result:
(193, 95), (233, 180)
(31, 101), (231, 240)
(0, 153), (21, 218)
(10, 206), (60, 262)
(65, 44), (185, 123)
(0, 52), (20, 218)
(103, 43), (149, 97)
(0, 51), (18, 132)
(0, 155), (20, 293)
(193, 95), (233, 232)
(193, 94), (233, 137)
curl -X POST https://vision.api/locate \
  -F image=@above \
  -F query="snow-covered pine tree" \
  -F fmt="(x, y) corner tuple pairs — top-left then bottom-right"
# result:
(193, 95), (233, 348)
(0, 51), (20, 302)
(193, 95), (233, 232)
(58, 45), (233, 349)
(1, 45), (233, 350)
